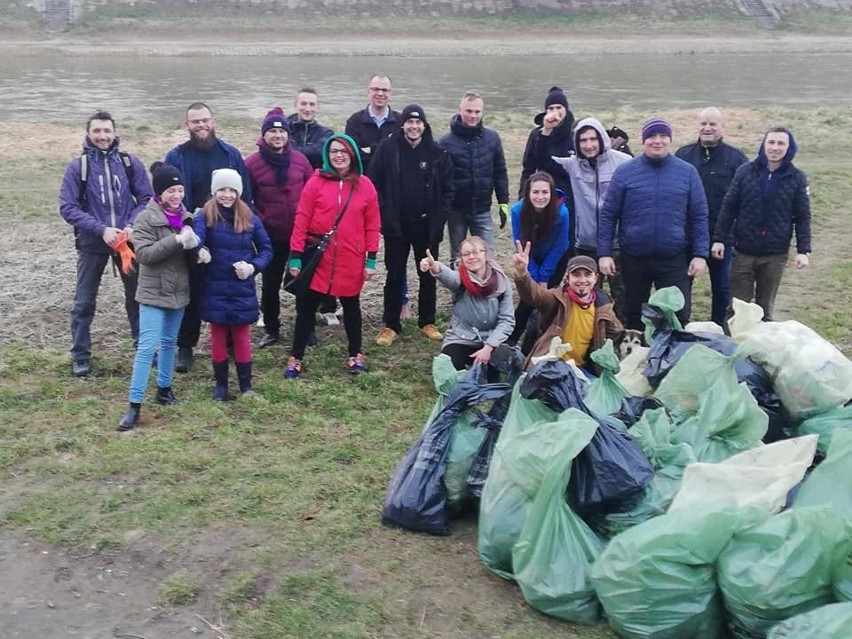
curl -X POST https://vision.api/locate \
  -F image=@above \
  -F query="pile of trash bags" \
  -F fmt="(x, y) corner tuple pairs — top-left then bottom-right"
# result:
(381, 289), (852, 638)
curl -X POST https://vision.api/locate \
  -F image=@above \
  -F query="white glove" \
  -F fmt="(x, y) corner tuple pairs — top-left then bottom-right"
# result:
(175, 226), (200, 250)
(197, 246), (211, 264)
(233, 260), (255, 280)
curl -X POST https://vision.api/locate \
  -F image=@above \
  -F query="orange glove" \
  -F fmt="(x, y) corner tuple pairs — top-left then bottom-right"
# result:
(114, 231), (136, 275)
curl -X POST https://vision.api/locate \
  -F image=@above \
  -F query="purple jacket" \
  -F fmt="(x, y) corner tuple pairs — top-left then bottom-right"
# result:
(245, 142), (313, 244)
(59, 139), (153, 254)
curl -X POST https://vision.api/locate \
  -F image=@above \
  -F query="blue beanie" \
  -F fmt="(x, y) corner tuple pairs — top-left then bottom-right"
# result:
(641, 116), (673, 142)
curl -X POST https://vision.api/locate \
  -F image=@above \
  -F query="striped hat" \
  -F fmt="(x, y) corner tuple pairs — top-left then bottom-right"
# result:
(641, 116), (673, 142)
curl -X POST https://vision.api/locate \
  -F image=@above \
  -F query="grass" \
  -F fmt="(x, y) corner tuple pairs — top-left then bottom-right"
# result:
(1, 106), (851, 637)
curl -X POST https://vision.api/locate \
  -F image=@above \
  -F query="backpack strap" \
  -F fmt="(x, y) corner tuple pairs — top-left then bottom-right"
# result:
(78, 150), (136, 207)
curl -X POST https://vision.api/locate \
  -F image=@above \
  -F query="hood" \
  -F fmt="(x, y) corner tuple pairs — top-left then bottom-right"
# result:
(756, 127), (798, 172)
(83, 136), (120, 155)
(573, 117), (611, 158)
(320, 133), (364, 176)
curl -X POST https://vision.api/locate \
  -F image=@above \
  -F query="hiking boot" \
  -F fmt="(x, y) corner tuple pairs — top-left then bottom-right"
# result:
(71, 359), (91, 378)
(117, 403), (141, 431)
(284, 356), (302, 379)
(346, 353), (365, 375)
(175, 347), (193, 373)
(321, 311), (340, 326)
(212, 360), (229, 401)
(375, 327), (398, 347)
(420, 324), (443, 341)
(258, 333), (279, 348)
(155, 386), (180, 406)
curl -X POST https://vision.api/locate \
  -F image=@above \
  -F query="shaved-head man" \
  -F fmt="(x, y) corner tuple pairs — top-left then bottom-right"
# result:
(676, 107), (748, 325)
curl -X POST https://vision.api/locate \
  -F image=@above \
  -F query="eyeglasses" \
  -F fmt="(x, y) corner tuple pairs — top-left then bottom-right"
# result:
(328, 148), (349, 156)
(461, 249), (486, 258)
(369, 87), (391, 93)
(187, 118), (212, 126)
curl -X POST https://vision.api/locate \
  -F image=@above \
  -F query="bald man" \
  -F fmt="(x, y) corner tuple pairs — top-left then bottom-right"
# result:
(676, 107), (748, 326)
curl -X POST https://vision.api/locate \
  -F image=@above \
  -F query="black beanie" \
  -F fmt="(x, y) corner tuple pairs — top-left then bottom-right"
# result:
(544, 86), (569, 110)
(150, 161), (183, 196)
(400, 104), (428, 126)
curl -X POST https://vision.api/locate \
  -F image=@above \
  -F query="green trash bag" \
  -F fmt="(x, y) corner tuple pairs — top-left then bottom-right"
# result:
(717, 506), (852, 638)
(512, 409), (603, 623)
(797, 405), (852, 459)
(592, 408), (696, 538)
(795, 429), (852, 522)
(585, 340), (630, 418)
(590, 505), (768, 639)
(766, 602), (852, 638)
(659, 346), (767, 462)
(499, 376), (560, 440)
(478, 405), (597, 581)
(642, 286), (684, 346)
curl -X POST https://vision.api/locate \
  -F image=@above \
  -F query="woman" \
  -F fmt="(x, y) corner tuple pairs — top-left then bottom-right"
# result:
(419, 236), (515, 371)
(509, 171), (570, 352)
(193, 169), (272, 400)
(117, 162), (199, 431)
(285, 133), (381, 378)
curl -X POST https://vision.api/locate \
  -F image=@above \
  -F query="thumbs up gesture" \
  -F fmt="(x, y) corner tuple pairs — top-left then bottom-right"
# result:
(512, 240), (531, 277)
(419, 248), (440, 275)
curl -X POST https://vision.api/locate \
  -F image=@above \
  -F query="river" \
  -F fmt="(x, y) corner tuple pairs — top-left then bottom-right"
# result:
(2, 51), (851, 122)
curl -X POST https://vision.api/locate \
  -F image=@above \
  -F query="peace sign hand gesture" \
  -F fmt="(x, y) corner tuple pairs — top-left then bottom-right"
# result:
(420, 248), (440, 275)
(512, 240), (531, 278)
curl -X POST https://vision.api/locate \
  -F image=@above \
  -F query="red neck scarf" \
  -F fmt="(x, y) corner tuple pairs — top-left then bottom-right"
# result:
(459, 263), (500, 297)
(566, 286), (596, 308)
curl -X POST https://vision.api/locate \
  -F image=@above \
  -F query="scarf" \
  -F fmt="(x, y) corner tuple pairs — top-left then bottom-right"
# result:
(155, 196), (187, 230)
(459, 262), (502, 297)
(259, 139), (291, 184)
(566, 286), (596, 309)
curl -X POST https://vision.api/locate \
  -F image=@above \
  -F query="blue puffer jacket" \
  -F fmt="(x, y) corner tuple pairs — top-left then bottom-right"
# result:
(439, 115), (510, 214)
(510, 192), (570, 284)
(193, 206), (273, 325)
(165, 138), (253, 212)
(714, 131), (811, 256)
(598, 154), (710, 259)
(59, 139), (153, 254)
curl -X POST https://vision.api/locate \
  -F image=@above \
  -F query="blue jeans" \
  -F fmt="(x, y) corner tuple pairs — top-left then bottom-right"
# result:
(128, 304), (184, 403)
(708, 248), (732, 326)
(71, 251), (139, 362)
(448, 208), (494, 261)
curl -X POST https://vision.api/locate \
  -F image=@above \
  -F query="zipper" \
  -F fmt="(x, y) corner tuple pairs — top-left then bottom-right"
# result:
(327, 179), (343, 295)
(103, 151), (117, 229)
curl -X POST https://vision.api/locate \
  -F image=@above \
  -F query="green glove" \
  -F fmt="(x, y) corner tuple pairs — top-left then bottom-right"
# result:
(498, 203), (509, 229)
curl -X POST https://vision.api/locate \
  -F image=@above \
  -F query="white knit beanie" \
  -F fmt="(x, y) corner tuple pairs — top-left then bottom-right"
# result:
(210, 168), (243, 198)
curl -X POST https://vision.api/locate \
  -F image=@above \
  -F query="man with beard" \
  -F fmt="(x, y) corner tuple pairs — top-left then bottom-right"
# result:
(369, 104), (454, 347)
(165, 102), (253, 372)
(59, 110), (153, 377)
(439, 92), (510, 261)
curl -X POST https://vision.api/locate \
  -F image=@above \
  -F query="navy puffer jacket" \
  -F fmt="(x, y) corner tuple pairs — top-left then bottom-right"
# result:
(598, 154), (709, 259)
(714, 131), (811, 256)
(193, 206), (273, 325)
(439, 115), (510, 214)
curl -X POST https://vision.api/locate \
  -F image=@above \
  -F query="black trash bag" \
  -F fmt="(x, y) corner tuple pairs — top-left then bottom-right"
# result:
(735, 356), (795, 443)
(615, 396), (666, 428)
(520, 358), (589, 412)
(466, 345), (526, 499)
(381, 364), (512, 535)
(569, 415), (655, 513)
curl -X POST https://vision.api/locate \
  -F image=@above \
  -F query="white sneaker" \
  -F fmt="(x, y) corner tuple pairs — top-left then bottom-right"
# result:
(321, 312), (340, 326)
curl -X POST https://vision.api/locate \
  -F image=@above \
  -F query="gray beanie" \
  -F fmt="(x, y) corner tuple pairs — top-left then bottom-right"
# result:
(210, 168), (243, 198)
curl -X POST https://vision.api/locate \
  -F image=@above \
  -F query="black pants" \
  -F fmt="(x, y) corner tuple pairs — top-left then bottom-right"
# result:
(621, 252), (692, 330)
(260, 240), (291, 337)
(382, 226), (436, 333)
(291, 289), (362, 360)
(177, 262), (202, 350)
(441, 342), (484, 371)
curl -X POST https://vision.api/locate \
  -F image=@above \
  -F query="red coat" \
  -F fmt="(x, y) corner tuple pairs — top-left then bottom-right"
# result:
(290, 170), (381, 298)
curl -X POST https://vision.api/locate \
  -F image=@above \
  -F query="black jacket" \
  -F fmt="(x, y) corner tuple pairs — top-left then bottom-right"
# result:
(519, 112), (575, 200)
(288, 114), (334, 170)
(368, 127), (454, 247)
(344, 107), (402, 173)
(675, 139), (748, 232)
(714, 134), (811, 256)
(438, 115), (509, 214)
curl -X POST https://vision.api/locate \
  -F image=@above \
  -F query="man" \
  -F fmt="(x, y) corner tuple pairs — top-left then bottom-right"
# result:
(345, 73), (401, 174)
(369, 104), (454, 346)
(439, 92), (510, 261)
(597, 116), (709, 329)
(555, 116), (632, 321)
(512, 245), (622, 373)
(59, 111), (153, 377)
(712, 127), (811, 321)
(289, 87), (334, 170)
(245, 107), (313, 348)
(165, 102), (253, 372)
(676, 107), (748, 325)
(518, 86), (575, 200)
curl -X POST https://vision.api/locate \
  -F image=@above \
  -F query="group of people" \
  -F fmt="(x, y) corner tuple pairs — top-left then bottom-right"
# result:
(58, 77), (812, 430)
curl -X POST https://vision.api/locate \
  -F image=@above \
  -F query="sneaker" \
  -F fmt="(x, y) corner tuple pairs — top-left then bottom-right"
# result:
(321, 312), (340, 327)
(155, 386), (180, 406)
(346, 353), (365, 375)
(375, 327), (398, 346)
(284, 356), (302, 379)
(400, 303), (413, 320)
(71, 359), (91, 378)
(258, 333), (279, 348)
(420, 324), (443, 341)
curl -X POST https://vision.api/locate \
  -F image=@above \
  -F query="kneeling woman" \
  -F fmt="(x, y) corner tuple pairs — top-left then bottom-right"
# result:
(420, 236), (514, 371)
